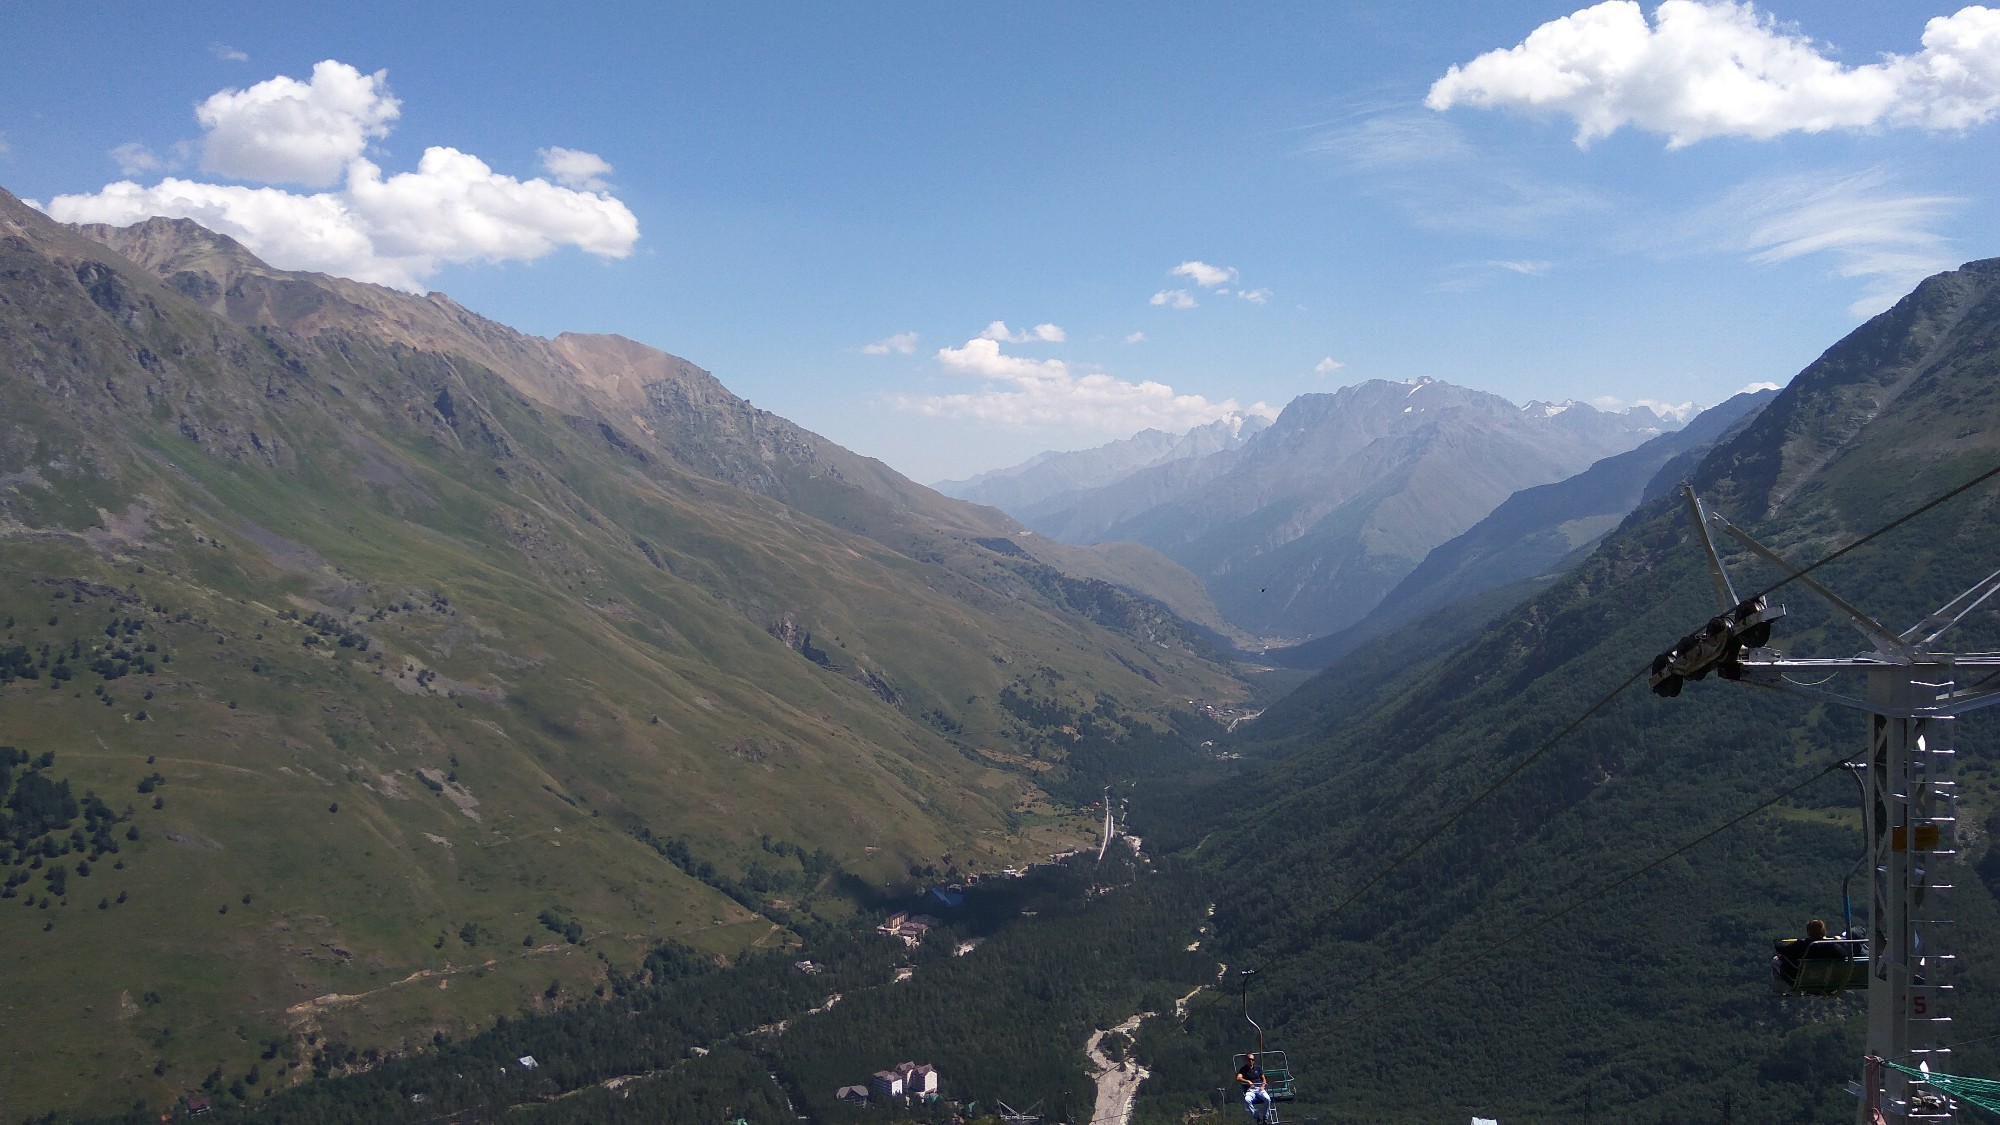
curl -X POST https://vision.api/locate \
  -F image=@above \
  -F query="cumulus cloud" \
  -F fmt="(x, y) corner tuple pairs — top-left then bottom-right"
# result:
(42, 60), (638, 292)
(196, 60), (400, 186)
(978, 320), (1066, 343)
(1150, 289), (1197, 309)
(109, 143), (164, 177)
(862, 331), (919, 355)
(1428, 2), (2000, 147)
(1171, 260), (1238, 287)
(539, 146), (614, 191)
(898, 335), (1272, 433)
(1738, 380), (1783, 394)
(1315, 357), (1344, 376)
(210, 43), (249, 62)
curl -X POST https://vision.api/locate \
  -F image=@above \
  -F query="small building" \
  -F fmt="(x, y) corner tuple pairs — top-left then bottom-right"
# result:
(834, 1084), (871, 1105)
(906, 1063), (939, 1098)
(795, 959), (821, 974)
(517, 1055), (539, 1069)
(871, 1068), (906, 1099)
(183, 1096), (212, 1118)
(927, 885), (964, 909)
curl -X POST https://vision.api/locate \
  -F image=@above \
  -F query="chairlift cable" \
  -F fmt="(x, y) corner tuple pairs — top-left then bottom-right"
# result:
(1321, 753), (1849, 1034)
(1736, 460), (2000, 605)
(1240, 458), (2000, 982)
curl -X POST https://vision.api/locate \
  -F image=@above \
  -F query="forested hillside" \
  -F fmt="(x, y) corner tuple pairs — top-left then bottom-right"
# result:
(1133, 258), (2000, 1123)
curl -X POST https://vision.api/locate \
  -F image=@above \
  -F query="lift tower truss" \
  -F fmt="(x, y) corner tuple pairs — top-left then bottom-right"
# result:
(1659, 488), (2000, 1124)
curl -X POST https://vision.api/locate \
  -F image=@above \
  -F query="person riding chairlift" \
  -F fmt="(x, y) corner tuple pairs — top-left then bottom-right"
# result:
(1773, 917), (1828, 985)
(1237, 1051), (1273, 1124)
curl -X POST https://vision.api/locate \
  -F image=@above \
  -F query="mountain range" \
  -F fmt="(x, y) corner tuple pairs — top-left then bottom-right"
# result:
(0, 189), (1248, 1119)
(966, 379), (1671, 640)
(1266, 386), (1776, 668)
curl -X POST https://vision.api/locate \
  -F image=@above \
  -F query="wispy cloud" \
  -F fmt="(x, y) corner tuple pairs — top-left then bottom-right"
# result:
(210, 42), (249, 63)
(1662, 168), (1961, 315)
(1150, 289), (1197, 309)
(1237, 287), (1272, 304)
(1123, 331), (1147, 344)
(538, 147), (614, 191)
(1305, 108), (1604, 235)
(861, 331), (918, 356)
(109, 142), (166, 177)
(1429, 2), (2000, 148)
(978, 320), (1065, 343)
(1434, 258), (1557, 292)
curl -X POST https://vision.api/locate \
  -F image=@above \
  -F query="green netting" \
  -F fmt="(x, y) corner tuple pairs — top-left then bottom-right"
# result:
(1885, 1059), (2000, 1114)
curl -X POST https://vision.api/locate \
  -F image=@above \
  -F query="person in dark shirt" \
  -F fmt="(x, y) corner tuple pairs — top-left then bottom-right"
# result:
(1237, 1052), (1272, 1123)
(1773, 917), (1828, 985)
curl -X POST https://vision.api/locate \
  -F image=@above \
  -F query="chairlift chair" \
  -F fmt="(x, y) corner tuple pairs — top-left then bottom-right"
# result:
(1234, 968), (1296, 1117)
(1768, 764), (1871, 998)
(1772, 936), (1869, 996)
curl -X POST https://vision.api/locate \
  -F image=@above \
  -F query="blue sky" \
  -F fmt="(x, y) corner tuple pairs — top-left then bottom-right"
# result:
(5, 2), (1998, 482)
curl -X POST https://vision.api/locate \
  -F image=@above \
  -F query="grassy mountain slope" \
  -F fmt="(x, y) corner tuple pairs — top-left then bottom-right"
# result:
(1138, 259), (2000, 1123)
(0, 192), (1244, 1119)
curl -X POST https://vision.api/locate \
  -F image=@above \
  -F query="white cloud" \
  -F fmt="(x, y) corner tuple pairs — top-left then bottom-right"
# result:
(1428, 2), (2000, 147)
(109, 143), (164, 177)
(1124, 331), (1147, 344)
(1237, 287), (1272, 304)
(539, 146), (614, 191)
(899, 336), (1272, 432)
(196, 60), (400, 186)
(977, 320), (1066, 343)
(1668, 168), (1961, 315)
(210, 43), (249, 62)
(1315, 357), (1344, 376)
(1737, 380), (1783, 395)
(1491, 259), (1552, 276)
(862, 331), (919, 355)
(1171, 260), (1237, 287)
(1150, 289), (1197, 309)
(935, 337), (1071, 384)
(1590, 394), (1700, 422)
(43, 61), (638, 292)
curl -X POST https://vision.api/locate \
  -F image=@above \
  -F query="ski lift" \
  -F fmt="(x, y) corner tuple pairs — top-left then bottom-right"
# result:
(1772, 934), (1869, 995)
(1770, 765), (1871, 997)
(1232, 969), (1295, 1108)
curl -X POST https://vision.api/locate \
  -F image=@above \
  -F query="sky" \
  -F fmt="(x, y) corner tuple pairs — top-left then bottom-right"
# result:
(4, 2), (1999, 483)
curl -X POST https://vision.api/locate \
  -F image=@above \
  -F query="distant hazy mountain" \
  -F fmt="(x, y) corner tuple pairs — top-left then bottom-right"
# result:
(935, 412), (1271, 513)
(1266, 387), (1775, 667)
(1015, 378), (1671, 638)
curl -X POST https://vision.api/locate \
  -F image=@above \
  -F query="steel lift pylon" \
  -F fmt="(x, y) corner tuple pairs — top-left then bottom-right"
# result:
(1653, 487), (2000, 1123)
